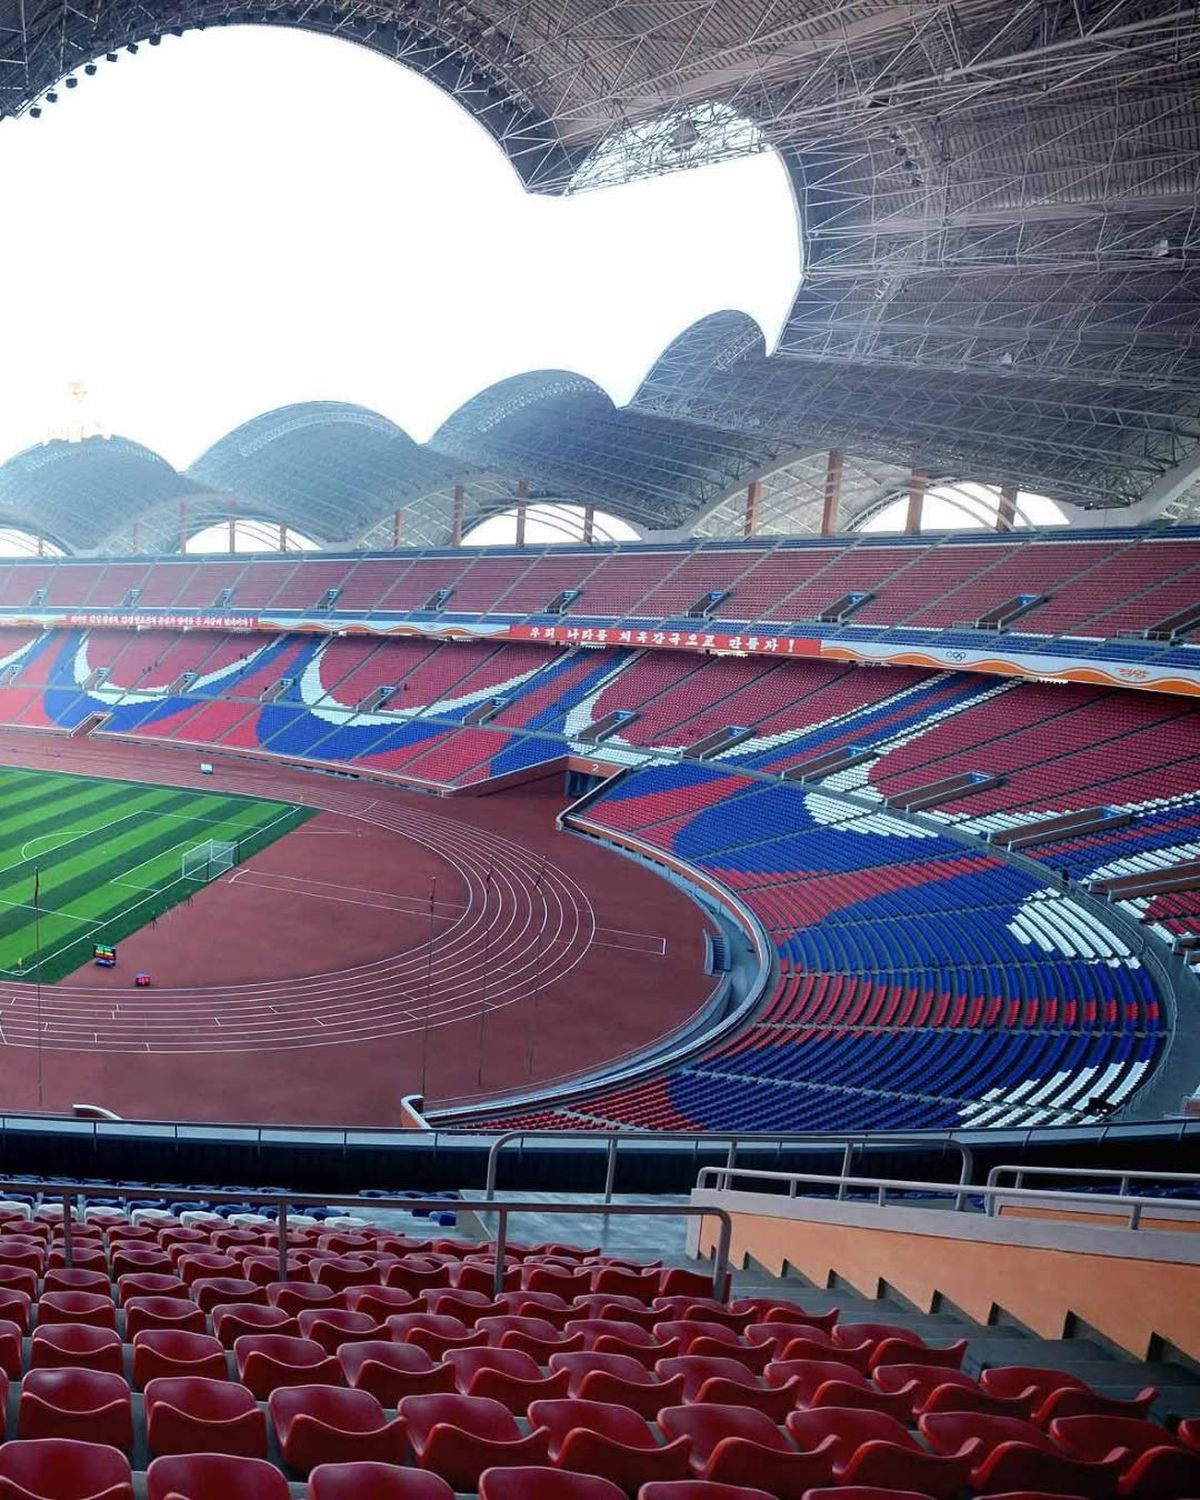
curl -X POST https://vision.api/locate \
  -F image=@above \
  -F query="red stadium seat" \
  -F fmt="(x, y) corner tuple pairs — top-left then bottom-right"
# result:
(0, 1268), (39, 1299)
(265, 1283), (341, 1317)
(211, 1304), (299, 1348)
(590, 1268), (660, 1303)
(763, 1358), (868, 1406)
(268, 1386), (406, 1473)
(191, 1279), (264, 1314)
(744, 1323), (843, 1358)
(383, 1262), (452, 1297)
(30, 1328), (124, 1376)
(784, 1407), (922, 1469)
(296, 1310), (387, 1354)
(132, 1331), (228, 1387)
(233, 1336), (341, 1399)
(733, 1301), (837, 1332)
(386, 1313), (486, 1358)
(115, 1275), (189, 1306)
(35, 1296), (116, 1332)
(1117, 1445), (1200, 1500)
(17, 1372), (132, 1452)
(144, 1376), (267, 1459)
(530, 1396), (691, 1488)
(177, 1255), (241, 1288)
(549, 1351), (687, 1419)
(637, 1485), (776, 1500)
(311, 1259), (380, 1294)
(109, 1249), (174, 1280)
(805, 1379), (915, 1421)
(655, 1356), (798, 1421)
(971, 1442), (1124, 1498)
(980, 1368), (1157, 1425)
(445, 1345), (570, 1412)
(41, 1274), (109, 1299)
(338, 1340), (454, 1403)
(659, 1402), (837, 1499)
(399, 1392), (551, 1490)
(449, 1262), (521, 1296)
(123, 1299), (206, 1340)
(342, 1287), (420, 1321)
(0, 1291), (33, 1335)
(308, 1462), (455, 1499)
(0, 1438), (134, 1500)
(477, 1469), (625, 1500)
(145, 1453), (289, 1500)
(868, 1337), (967, 1373)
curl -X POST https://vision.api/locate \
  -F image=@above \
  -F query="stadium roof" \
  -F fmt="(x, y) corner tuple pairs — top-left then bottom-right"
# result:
(2, 1), (1199, 531)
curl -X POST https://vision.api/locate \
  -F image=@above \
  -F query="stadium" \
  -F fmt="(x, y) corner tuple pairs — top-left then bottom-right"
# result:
(0, 2), (1195, 1497)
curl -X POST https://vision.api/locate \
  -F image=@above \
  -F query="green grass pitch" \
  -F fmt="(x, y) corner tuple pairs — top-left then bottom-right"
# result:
(0, 766), (314, 984)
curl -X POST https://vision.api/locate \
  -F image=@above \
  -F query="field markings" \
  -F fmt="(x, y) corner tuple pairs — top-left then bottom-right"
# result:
(593, 927), (668, 956)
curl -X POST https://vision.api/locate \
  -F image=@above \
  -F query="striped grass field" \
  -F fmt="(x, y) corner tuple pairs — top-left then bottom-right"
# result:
(0, 766), (313, 983)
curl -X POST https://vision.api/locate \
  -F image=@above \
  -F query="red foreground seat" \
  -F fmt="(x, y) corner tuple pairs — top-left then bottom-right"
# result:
(30, 1328), (123, 1376)
(529, 1396), (692, 1489)
(478, 1468), (626, 1500)
(0, 1438), (134, 1500)
(17, 1371), (132, 1452)
(132, 1330), (227, 1387)
(144, 1376), (267, 1459)
(308, 1462), (455, 1499)
(35, 1296), (116, 1333)
(211, 1304), (298, 1349)
(980, 1368), (1157, 1426)
(659, 1402), (838, 1499)
(338, 1340), (454, 1404)
(638, 1485), (777, 1500)
(445, 1346), (570, 1412)
(549, 1352), (686, 1419)
(399, 1392), (551, 1490)
(146, 1452), (289, 1500)
(268, 1385), (406, 1473)
(123, 1298), (207, 1341)
(233, 1336), (340, 1399)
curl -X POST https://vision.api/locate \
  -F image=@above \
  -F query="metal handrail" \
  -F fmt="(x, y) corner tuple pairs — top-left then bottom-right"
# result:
(986, 1162), (1200, 1199)
(692, 1165), (1200, 1232)
(0, 1180), (733, 1300)
(482, 1128), (974, 1202)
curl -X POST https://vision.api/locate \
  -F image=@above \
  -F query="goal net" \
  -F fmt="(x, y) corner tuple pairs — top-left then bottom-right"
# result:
(181, 839), (238, 883)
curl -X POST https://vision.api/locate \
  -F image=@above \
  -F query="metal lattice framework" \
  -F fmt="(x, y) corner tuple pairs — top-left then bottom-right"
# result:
(2, 1), (1199, 522)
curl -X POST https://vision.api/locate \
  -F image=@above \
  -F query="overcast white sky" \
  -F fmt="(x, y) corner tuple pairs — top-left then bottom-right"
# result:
(0, 27), (802, 471)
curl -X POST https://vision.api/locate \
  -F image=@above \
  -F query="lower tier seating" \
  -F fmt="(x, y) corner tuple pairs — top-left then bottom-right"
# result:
(0, 1186), (1191, 1500)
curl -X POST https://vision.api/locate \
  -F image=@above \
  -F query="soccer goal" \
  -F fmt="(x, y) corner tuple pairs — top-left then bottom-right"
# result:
(181, 839), (238, 883)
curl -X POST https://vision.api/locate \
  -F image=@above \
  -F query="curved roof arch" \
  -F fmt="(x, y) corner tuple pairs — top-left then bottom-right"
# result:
(0, 436), (208, 553)
(188, 401), (464, 546)
(429, 367), (786, 529)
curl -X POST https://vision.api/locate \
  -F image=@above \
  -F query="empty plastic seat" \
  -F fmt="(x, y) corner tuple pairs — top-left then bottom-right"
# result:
(920, 1411), (1051, 1459)
(343, 1287), (419, 1321)
(549, 1352), (687, 1419)
(35, 1296), (116, 1333)
(446, 1346), (570, 1412)
(868, 1337), (967, 1373)
(971, 1441), (1124, 1498)
(338, 1341), (455, 1404)
(268, 1386), (406, 1473)
(0, 1290), (33, 1334)
(265, 1283), (341, 1317)
(115, 1275), (188, 1306)
(41, 1274), (109, 1299)
(297, 1310), (386, 1354)
(656, 1356), (797, 1420)
(132, 1330), (228, 1387)
(30, 1327), (124, 1376)
(400, 1392), (551, 1490)
(637, 1485), (776, 1500)
(529, 1396), (691, 1489)
(233, 1336), (340, 1399)
(192, 1278), (264, 1314)
(123, 1298), (207, 1340)
(145, 1453), (289, 1500)
(980, 1368), (1157, 1425)
(0, 1438), (134, 1500)
(659, 1402), (838, 1498)
(308, 1462), (455, 1499)
(387, 1313), (486, 1358)
(144, 1376), (267, 1458)
(477, 1469), (625, 1500)
(211, 1304), (299, 1348)
(17, 1372), (133, 1451)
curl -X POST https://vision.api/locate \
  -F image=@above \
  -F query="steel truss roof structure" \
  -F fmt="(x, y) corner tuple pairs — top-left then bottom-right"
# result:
(2, 1), (1199, 529)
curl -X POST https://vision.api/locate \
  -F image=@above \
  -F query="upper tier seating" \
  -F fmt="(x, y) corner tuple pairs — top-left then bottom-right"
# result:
(5, 528), (1200, 645)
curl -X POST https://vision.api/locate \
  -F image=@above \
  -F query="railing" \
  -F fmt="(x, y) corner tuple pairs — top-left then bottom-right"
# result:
(692, 1164), (1200, 1232)
(0, 1180), (733, 1299)
(985, 1161), (1200, 1208)
(482, 1128), (974, 1203)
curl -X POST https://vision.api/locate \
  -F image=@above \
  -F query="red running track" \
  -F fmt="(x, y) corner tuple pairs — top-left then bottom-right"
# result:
(0, 732), (712, 1125)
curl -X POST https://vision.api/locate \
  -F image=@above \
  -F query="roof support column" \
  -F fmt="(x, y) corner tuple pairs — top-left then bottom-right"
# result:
(450, 485), (465, 548)
(515, 479), (529, 548)
(996, 484), (1018, 532)
(905, 469), (928, 535)
(743, 479), (761, 539)
(279, 522), (288, 552)
(821, 450), (843, 536)
(392, 508), (403, 550)
(227, 497), (238, 556)
(179, 498), (189, 554)
(132, 518), (141, 555)
(36, 532), (44, 558)
(582, 506), (595, 545)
